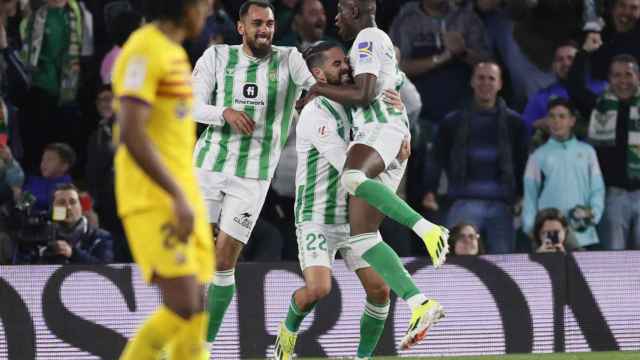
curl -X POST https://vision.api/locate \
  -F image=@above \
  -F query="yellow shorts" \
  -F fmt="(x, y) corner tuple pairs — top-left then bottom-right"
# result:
(123, 207), (214, 284)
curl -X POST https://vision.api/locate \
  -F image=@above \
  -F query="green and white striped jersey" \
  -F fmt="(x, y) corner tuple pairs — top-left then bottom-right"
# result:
(192, 45), (315, 180)
(294, 97), (351, 225)
(349, 27), (409, 129)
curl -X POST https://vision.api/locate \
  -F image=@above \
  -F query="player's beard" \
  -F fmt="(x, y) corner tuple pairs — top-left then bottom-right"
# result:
(327, 70), (350, 86)
(246, 34), (272, 58)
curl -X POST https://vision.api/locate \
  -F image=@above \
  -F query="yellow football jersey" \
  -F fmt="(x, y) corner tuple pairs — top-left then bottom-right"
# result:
(112, 24), (201, 216)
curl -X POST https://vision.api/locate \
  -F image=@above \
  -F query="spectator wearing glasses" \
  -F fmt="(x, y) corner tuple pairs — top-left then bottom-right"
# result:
(449, 222), (483, 256)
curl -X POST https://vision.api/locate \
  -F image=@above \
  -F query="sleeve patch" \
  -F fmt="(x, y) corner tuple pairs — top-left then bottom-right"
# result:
(357, 41), (374, 63)
(123, 56), (148, 90)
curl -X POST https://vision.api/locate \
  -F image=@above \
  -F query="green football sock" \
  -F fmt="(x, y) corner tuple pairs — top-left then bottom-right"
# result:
(357, 300), (389, 358)
(360, 239), (421, 301)
(284, 294), (315, 332)
(206, 283), (235, 342)
(354, 178), (422, 228)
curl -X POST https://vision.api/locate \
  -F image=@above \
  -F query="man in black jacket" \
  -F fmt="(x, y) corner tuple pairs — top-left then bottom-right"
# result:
(428, 61), (528, 254)
(16, 182), (114, 264)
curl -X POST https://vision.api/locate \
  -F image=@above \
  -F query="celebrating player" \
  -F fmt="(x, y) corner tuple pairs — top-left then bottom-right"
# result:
(190, 0), (315, 344)
(273, 41), (409, 360)
(306, 0), (449, 349)
(113, 0), (213, 359)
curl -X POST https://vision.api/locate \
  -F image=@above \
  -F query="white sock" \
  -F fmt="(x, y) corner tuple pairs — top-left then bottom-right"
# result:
(213, 269), (235, 287)
(411, 218), (436, 237)
(406, 293), (428, 312)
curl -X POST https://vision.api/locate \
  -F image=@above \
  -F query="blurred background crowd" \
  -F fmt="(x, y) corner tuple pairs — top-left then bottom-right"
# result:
(1, 0), (639, 265)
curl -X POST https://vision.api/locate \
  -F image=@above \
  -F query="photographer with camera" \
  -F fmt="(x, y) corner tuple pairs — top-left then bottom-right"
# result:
(522, 98), (605, 250)
(532, 208), (580, 253)
(14, 183), (113, 264)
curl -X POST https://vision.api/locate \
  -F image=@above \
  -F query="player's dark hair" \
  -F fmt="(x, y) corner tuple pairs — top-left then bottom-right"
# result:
(144, 0), (202, 23)
(547, 97), (577, 116)
(532, 208), (569, 245)
(108, 9), (143, 47)
(44, 143), (76, 168)
(610, 53), (640, 73)
(302, 41), (342, 70)
(239, 0), (274, 19)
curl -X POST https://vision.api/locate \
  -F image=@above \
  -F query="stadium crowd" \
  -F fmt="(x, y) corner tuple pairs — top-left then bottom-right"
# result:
(0, 0), (639, 264)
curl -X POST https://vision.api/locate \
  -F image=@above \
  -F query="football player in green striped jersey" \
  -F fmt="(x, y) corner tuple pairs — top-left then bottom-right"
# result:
(190, 0), (315, 344)
(274, 42), (409, 360)
(304, 0), (448, 350)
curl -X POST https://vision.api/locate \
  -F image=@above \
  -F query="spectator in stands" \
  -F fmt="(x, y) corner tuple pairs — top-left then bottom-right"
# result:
(273, 0), (300, 43)
(568, 37), (640, 250)
(522, 98), (605, 249)
(86, 84), (128, 262)
(1, 0), (28, 161)
(275, 0), (335, 51)
(389, 0), (491, 126)
(18, 0), (93, 173)
(100, 8), (142, 84)
(186, 0), (238, 65)
(591, 0), (640, 80)
(429, 61), (528, 254)
(16, 183), (113, 264)
(23, 143), (74, 212)
(0, 141), (23, 205)
(449, 222), (483, 256)
(522, 41), (608, 138)
(532, 208), (580, 253)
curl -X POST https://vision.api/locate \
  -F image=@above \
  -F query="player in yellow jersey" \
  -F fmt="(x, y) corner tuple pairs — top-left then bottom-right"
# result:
(112, 0), (213, 359)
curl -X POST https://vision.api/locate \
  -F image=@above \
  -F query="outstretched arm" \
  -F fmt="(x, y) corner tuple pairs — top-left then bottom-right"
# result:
(309, 73), (378, 107)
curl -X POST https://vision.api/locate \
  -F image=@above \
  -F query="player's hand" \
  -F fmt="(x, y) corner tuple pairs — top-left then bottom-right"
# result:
(223, 108), (255, 135)
(382, 89), (404, 112)
(173, 193), (194, 243)
(444, 31), (466, 56)
(583, 32), (603, 53)
(397, 137), (411, 161)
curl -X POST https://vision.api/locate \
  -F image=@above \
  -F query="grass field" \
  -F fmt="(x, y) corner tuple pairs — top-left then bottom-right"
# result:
(294, 351), (640, 360)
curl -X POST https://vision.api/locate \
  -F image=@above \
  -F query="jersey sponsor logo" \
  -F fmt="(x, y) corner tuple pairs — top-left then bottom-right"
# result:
(123, 56), (147, 90)
(235, 83), (265, 107)
(234, 212), (254, 230)
(243, 84), (259, 98)
(357, 41), (373, 63)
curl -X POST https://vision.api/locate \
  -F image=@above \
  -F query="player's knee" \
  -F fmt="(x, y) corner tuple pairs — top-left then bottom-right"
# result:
(365, 282), (390, 305)
(341, 169), (368, 195)
(216, 256), (237, 271)
(307, 282), (332, 301)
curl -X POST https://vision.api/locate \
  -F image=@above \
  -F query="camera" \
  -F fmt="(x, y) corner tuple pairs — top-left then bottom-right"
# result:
(9, 192), (56, 247)
(545, 230), (560, 245)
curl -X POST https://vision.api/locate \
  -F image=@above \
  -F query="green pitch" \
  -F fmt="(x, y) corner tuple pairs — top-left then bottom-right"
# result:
(292, 351), (640, 360)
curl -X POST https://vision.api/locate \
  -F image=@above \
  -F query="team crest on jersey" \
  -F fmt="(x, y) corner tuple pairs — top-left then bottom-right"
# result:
(175, 101), (189, 119)
(357, 41), (373, 63)
(318, 124), (329, 138)
(269, 68), (278, 82)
